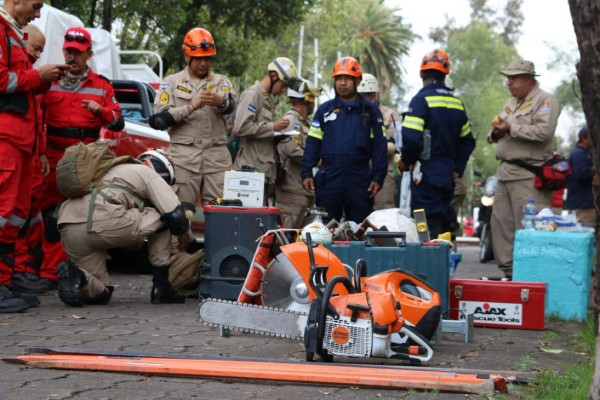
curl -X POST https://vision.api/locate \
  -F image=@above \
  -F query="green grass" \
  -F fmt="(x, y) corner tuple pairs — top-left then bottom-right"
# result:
(521, 314), (595, 400)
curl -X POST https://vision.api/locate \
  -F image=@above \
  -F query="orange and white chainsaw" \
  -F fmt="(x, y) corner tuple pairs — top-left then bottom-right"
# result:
(198, 231), (436, 364)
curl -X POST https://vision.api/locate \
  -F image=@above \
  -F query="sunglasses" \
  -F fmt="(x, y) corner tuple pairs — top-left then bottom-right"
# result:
(64, 34), (90, 44)
(185, 41), (214, 51)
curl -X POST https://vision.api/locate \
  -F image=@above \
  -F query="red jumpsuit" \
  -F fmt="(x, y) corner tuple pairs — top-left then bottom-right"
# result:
(14, 95), (46, 277)
(0, 18), (48, 285)
(39, 70), (123, 282)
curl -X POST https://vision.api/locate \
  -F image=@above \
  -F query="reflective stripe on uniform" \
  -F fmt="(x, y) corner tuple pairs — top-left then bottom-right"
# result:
(460, 121), (472, 137)
(49, 85), (106, 96)
(0, 214), (27, 229)
(29, 212), (43, 227)
(402, 115), (425, 132)
(425, 95), (465, 111)
(308, 124), (323, 140)
(6, 72), (17, 93)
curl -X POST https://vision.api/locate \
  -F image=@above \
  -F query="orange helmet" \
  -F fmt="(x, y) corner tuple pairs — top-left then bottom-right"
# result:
(182, 28), (216, 57)
(332, 56), (362, 79)
(421, 49), (450, 74)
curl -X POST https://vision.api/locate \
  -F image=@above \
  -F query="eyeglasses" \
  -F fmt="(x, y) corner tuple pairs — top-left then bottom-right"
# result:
(64, 34), (89, 44)
(184, 41), (214, 51)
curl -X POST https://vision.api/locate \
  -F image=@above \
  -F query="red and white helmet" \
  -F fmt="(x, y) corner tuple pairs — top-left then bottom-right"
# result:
(138, 149), (176, 185)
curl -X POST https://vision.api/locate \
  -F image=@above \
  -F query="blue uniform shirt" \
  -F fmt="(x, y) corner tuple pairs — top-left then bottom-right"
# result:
(301, 95), (387, 184)
(402, 81), (475, 189)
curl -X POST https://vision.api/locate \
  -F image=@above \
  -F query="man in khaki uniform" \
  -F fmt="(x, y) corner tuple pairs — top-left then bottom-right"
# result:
(57, 150), (194, 307)
(487, 59), (561, 278)
(275, 80), (319, 228)
(150, 27), (236, 211)
(357, 73), (402, 210)
(232, 57), (299, 200)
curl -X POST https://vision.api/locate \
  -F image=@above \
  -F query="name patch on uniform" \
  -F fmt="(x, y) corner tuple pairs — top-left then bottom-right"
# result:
(159, 92), (169, 105)
(516, 102), (531, 112)
(176, 85), (192, 94)
(324, 111), (337, 123)
(247, 104), (257, 113)
(539, 101), (552, 112)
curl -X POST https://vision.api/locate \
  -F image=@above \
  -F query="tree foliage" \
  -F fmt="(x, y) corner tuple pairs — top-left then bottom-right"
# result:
(301, 0), (414, 103)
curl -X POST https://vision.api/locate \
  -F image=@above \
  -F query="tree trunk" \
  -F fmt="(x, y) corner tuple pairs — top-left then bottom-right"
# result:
(568, 1), (600, 399)
(102, 0), (113, 32)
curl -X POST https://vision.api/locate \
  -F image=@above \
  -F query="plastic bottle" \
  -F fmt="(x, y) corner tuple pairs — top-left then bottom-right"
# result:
(522, 198), (537, 230)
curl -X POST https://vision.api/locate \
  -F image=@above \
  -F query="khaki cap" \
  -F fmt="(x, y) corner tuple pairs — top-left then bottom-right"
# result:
(499, 59), (539, 76)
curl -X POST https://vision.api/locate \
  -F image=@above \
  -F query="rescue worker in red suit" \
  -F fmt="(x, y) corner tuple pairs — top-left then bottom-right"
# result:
(0, 0), (69, 313)
(11, 24), (53, 295)
(397, 49), (475, 239)
(39, 27), (124, 291)
(301, 57), (387, 224)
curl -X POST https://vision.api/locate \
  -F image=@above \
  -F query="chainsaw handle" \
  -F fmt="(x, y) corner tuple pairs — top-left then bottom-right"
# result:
(317, 276), (355, 342)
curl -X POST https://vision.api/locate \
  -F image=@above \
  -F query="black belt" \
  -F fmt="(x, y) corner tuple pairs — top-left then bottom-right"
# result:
(47, 125), (100, 139)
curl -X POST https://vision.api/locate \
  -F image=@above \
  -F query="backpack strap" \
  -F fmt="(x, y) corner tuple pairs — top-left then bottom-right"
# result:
(503, 159), (541, 174)
(86, 184), (148, 233)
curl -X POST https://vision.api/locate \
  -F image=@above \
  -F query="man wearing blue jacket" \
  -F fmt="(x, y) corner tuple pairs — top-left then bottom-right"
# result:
(301, 56), (387, 224)
(397, 49), (475, 239)
(566, 127), (596, 228)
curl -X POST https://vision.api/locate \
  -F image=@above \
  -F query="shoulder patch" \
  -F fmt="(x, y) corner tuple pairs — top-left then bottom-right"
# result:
(247, 104), (257, 113)
(293, 122), (300, 130)
(161, 82), (168, 90)
(176, 85), (192, 94)
(159, 92), (169, 105)
(98, 74), (111, 83)
(539, 101), (552, 112)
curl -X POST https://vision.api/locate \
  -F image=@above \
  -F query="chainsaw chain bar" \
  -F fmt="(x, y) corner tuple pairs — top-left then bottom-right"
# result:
(198, 299), (308, 341)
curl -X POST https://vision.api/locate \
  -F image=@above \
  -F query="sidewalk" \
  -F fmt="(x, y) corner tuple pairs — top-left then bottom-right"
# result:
(0, 246), (586, 399)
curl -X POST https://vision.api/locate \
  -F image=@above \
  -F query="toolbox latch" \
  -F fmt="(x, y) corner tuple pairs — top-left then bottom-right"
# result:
(521, 288), (530, 302)
(454, 285), (463, 299)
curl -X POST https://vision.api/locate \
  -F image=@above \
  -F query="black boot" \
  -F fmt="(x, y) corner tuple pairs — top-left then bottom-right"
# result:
(0, 284), (30, 313)
(86, 285), (114, 305)
(9, 272), (48, 294)
(57, 260), (87, 307)
(151, 266), (185, 304)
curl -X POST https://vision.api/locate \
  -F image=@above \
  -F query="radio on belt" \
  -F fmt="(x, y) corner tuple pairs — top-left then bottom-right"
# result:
(449, 279), (546, 330)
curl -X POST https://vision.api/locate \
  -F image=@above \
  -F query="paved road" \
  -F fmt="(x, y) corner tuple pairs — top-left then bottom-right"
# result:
(0, 244), (584, 399)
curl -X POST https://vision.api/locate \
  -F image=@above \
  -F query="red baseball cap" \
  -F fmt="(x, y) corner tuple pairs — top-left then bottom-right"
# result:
(63, 27), (92, 51)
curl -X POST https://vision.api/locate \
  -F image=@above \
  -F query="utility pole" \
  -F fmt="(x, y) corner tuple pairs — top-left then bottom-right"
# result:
(297, 25), (304, 76)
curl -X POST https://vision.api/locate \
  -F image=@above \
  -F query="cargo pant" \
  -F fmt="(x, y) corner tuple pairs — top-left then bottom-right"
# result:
(275, 189), (314, 229)
(373, 159), (396, 210)
(173, 166), (225, 209)
(59, 208), (171, 300)
(491, 178), (551, 276)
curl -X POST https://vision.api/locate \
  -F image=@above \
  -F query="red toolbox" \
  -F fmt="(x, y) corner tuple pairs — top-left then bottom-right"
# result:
(449, 279), (546, 330)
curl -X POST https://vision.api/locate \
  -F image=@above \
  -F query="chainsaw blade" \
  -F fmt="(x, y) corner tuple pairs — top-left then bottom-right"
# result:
(198, 299), (308, 340)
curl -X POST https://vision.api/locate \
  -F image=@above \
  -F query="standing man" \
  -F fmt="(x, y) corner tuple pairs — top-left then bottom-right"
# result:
(0, 0), (68, 312)
(39, 27), (124, 291)
(11, 24), (52, 294)
(566, 127), (596, 228)
(398, 49), (475, 239)
(232, 57), (298, 202)
(487, 59), (561, 279)
(57, 149), (193, 306)
(301, 56), (387, 224)
(357, 73), (402, 210)
(276, 79), (319, 228)
(150, 27), (236, 212)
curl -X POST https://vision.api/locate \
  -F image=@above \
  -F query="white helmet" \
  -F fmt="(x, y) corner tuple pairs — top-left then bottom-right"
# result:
(357, 73), (379, 93)
(268, 57), (298, 81)
(138, 149), (176, 185)
(288, 78), (320, 101)
(301, 220), (332, 245)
